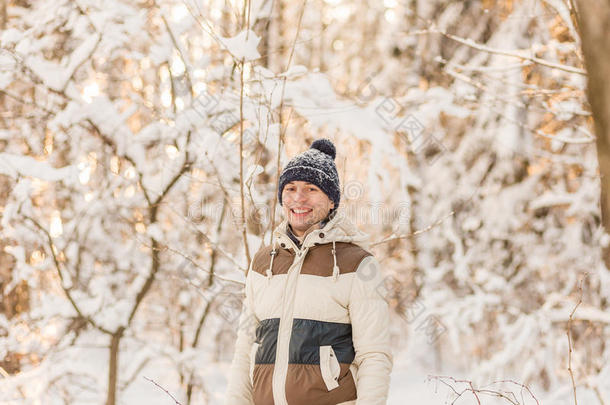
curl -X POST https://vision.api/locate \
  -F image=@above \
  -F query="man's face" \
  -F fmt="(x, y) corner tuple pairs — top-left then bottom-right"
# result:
(281, 181), (335, 237)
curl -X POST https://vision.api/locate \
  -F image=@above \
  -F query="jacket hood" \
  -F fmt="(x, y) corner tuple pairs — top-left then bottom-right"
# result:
(272, 208), (371, 251)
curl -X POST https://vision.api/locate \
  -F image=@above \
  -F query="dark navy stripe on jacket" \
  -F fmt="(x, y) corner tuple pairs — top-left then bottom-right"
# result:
(254, 318), (355, 365)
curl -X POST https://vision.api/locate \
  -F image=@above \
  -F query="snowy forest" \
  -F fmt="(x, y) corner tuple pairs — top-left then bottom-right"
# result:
(1, 0), (610, 404)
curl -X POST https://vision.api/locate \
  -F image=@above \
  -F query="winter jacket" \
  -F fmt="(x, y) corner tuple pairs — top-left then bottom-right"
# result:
(225, 209), (393, 405)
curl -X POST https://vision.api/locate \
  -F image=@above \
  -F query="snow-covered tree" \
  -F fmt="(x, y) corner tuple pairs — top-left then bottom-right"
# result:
(1, 0), (608, 404)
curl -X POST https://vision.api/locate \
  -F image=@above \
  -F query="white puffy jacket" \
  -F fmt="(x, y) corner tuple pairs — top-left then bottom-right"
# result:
(225, 210), (393, 405)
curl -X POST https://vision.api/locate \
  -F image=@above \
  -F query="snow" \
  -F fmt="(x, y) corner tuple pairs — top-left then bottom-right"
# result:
(146, 223), (165, 241)
(250, 0), (273, 23)
(218, 30), (261, 62)
(279, 65), (308, 79)
(0, 153), (78, 182)
(245, 164), (264, 187)
(25, 34), (100, 92)
(0, 54), (15, 90)
(1, 0), (606, 404)
(0, 28), (23, 46)
(529, 192), (574, 210)
(10, 339), (585, 405)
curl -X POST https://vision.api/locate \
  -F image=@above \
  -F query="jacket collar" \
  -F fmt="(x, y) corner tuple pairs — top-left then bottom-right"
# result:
(273, 208), (370, 251)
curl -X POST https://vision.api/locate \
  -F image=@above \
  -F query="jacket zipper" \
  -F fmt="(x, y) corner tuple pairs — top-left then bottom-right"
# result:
(271, 234), (308, 405)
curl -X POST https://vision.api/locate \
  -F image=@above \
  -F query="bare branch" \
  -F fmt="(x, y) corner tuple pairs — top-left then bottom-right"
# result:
(444, 68), (594, 144)
(406, 29), (587, 75)
(159, 10), (195, 98)
(124, 132), (194, 327)
(144, 377), (183, 405)
(239, 59), (252, 267)
(371, 210), (455, 247)
(428, 375), (540, 405)
(20, 214), (112, 335)
(86, 118), (153, 206)
(567, 275), (587, 405)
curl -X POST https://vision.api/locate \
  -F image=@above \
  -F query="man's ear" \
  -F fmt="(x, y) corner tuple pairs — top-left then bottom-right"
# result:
(330, 201), (335, 209)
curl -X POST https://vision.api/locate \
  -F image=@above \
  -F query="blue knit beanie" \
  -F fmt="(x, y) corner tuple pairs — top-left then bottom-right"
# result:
(278, 139), (340, 209)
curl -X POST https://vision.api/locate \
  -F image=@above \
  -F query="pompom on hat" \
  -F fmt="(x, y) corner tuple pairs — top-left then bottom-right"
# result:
(278, 139), (340, 209)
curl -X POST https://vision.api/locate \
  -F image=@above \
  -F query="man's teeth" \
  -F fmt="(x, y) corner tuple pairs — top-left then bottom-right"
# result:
(292, 209), (312, 214)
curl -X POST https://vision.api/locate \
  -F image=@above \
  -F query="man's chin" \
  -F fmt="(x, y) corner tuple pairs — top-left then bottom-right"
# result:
(290, 219), (318, 232)
(290, 215), (312, 225)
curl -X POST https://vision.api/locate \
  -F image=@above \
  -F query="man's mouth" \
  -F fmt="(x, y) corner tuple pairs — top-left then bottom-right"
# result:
(291, 208), (313, 217)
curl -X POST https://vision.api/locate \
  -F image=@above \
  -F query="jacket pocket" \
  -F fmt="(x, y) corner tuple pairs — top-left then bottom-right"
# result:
(249, 342), (259, 385)
(319, 345), (340, 391)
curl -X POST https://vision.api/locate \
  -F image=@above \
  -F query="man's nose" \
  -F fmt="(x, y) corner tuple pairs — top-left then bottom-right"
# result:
(294, 189), (307, 202)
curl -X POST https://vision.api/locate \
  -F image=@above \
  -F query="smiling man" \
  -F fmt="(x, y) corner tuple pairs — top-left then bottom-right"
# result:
(225, 139), (393, 405)
(282, 180), (335, 243)
(277, 138), (341, 243)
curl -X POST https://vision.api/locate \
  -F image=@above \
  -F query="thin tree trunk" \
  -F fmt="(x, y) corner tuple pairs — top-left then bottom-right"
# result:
(319, 2), (326, 72)
(106, 327), (124, 405)
(0, 0), (7, 30)
(0, 0), (6, 115)
(277, 0), (285, 65)
(575, 0), (610, 268)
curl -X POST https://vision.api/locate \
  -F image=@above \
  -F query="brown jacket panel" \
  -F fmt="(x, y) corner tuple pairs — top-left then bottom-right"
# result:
(252, 363), (275, 405)
(301, 243), (371, 277)
(251, 245), (295, 276)
(285, 363), (357, 405)
(251, 243), (371, 277)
